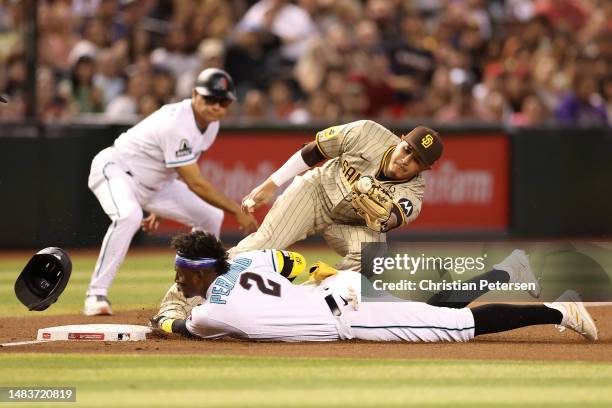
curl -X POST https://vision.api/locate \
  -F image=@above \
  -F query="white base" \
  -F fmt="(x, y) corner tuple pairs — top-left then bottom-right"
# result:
(37, 324), (151, 342)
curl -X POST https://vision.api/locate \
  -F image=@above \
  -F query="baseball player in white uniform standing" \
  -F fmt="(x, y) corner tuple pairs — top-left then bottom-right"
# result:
(151, 231), (598, 343)
(84, 68), (258, 316)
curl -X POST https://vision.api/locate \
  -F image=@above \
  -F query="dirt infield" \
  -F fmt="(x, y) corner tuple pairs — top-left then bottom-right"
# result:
(1, 306), (611, 361)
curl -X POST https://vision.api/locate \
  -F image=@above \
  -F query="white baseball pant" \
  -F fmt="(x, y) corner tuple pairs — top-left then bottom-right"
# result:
(86, 147), (224, 297)
(321, 271), (475, 342)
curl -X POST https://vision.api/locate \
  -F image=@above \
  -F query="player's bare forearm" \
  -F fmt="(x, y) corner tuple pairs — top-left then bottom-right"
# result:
(176, 163), (241, 215)
(189, 177), (241, 214)
(178, 164), (258, 233)
(192, 178), (241, 214)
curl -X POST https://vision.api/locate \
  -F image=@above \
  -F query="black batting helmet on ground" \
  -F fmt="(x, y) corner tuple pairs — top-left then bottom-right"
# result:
(194, 68), (236, 101)
(14, 247), (72, 311)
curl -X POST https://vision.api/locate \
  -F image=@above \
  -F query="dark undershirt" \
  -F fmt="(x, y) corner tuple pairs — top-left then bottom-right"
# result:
(300, 142), (325, 166)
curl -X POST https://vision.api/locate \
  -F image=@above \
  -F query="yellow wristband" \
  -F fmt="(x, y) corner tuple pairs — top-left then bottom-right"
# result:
(161, 319), (176, 333)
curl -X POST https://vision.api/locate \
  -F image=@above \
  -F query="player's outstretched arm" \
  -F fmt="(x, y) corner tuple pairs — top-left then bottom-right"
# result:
(242, 178), (277, 213)
(300, 141), (326, 166)
(242, 141), (326, 213)
(176, 163), (258, 233)
(150, 316), (197, 339)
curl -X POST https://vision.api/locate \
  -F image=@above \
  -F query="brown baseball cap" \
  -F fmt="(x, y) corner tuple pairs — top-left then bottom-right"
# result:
(402, 126), (443, 167)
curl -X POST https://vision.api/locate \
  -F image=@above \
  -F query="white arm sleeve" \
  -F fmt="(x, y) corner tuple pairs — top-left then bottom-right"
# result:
(269, 150), (310, 186)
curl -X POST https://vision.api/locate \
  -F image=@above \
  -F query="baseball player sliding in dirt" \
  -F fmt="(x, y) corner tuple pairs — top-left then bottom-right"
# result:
(150, 231), (598, 342)
(153, 120), (441, 320)
(84, 68), (258, 316)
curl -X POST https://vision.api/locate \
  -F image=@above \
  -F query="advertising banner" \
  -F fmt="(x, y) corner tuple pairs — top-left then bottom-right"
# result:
(410, 134), (509, 231)
(155, 131), (509, 234)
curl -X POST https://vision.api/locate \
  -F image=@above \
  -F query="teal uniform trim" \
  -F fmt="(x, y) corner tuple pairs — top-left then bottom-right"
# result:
(166, 152), (202, 166)
(94, 161), (121, 278)
(269, 250), (279, 273)
(351, 325), (475, 332)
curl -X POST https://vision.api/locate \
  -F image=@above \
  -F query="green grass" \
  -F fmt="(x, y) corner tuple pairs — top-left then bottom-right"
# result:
(1, 354), (611, 407)
(0, 247), (340, 317)
(3, 248), (612, 407)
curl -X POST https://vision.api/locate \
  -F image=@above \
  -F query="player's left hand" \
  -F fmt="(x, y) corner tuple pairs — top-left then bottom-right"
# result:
(142, 213), (160, 233)
(350, 177), (394, 232)
(235, 211), (259, 234)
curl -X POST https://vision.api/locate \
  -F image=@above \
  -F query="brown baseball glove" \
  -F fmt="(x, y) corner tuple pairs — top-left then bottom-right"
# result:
(350, 176), (394, 232)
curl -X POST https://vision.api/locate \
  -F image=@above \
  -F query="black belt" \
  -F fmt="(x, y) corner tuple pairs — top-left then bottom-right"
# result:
(125, 170), (157, 192)
(324, 294), (342, 317)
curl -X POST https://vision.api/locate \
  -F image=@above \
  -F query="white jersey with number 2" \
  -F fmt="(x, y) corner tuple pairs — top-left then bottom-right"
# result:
(186, 250), (475, 343)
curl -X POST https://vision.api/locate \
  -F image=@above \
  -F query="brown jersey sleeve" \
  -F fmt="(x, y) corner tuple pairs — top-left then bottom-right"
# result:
(315, 121), (364, 158)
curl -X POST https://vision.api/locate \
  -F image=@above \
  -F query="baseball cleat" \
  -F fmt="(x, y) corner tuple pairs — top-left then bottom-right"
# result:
(493, 249), (541, 298)
(545, 290), (598, 341)
(83, 295), (113, 316)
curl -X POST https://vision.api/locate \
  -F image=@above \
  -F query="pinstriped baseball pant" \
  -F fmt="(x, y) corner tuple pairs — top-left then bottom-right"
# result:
(155, 176), (385, 320)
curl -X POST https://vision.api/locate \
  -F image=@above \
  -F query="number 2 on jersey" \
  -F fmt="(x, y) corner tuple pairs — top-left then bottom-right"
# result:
(239, 272), (281, 297)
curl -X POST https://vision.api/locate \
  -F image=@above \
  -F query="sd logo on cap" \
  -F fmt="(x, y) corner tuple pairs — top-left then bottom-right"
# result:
(402, 126), (443, 167)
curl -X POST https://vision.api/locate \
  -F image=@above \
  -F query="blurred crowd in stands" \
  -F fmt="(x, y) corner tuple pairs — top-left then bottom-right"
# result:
(0, 0), (610, 126)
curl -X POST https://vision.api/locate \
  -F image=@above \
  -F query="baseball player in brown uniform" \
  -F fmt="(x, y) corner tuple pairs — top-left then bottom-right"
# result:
(153, 120), (442, 320)
(235, 119), (442, 270)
